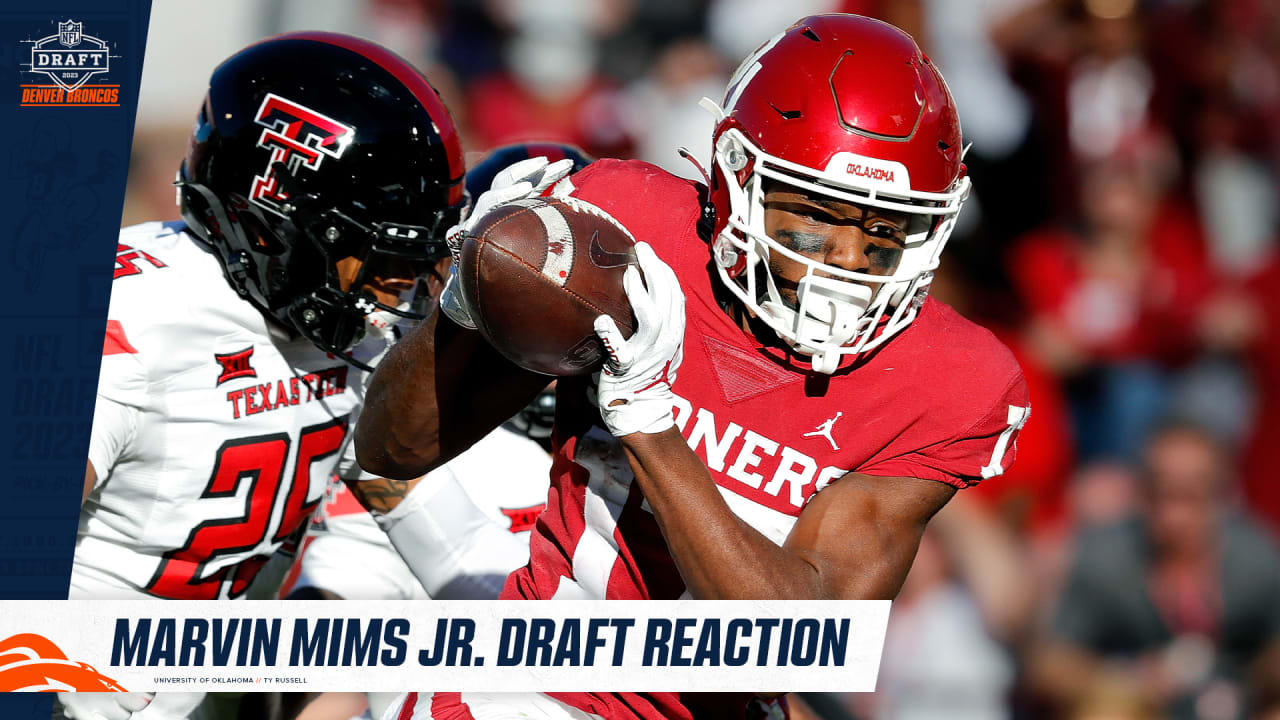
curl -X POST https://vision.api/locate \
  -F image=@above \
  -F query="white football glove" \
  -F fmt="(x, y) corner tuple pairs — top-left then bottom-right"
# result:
(58, 692), (155, 720)
(594, 242), (685, 436)
(439, 156), (576, 328)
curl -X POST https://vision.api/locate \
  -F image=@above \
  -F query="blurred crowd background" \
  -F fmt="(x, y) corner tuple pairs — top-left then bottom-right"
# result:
(123, 0), (1280, 719)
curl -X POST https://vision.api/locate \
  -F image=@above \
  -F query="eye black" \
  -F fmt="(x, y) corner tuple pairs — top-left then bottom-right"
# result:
(866, 245), (903, 268)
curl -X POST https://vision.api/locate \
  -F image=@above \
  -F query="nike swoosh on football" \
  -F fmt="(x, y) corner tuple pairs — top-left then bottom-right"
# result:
(588, 230), (636, 269)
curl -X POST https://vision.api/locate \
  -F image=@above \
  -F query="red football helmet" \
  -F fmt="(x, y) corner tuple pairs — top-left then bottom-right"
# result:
(704, 14), (970, 373)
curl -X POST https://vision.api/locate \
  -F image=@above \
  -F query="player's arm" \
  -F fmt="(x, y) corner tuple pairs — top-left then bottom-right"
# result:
(355, 307), (546, 480)
(87, 317), (150, 505)
(346, 466), (531, 599)
(84, 382), (144, 505)
(344, 473), (422, 515)
(624, 432), (952, 599)
(341, 409), (532, 600)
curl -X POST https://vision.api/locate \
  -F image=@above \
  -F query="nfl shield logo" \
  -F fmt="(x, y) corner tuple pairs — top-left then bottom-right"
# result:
(58, 20), (81, 47)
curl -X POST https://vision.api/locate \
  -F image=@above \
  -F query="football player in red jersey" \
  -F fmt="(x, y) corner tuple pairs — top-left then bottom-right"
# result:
(357, 14), (1030, 720)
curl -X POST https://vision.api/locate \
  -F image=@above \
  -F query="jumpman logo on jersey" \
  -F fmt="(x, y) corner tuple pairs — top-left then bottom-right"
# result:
(803, 412), (843, 451)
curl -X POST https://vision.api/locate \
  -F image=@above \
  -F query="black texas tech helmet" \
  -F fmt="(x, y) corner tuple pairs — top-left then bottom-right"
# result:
(178, 31), (465, 367)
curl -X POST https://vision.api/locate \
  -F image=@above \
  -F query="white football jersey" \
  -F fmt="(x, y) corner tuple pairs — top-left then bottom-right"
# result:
(293, 424), (552, 600)
(74, 221), (367, 599)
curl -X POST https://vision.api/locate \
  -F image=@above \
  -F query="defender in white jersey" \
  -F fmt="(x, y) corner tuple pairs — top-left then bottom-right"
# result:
(60, 30), (466, 720)
(77, 220), (369, 600)
(292, 421), (551, 601)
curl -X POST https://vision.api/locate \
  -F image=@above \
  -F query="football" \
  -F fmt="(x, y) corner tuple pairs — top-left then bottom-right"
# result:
(456, 197), (638, 376)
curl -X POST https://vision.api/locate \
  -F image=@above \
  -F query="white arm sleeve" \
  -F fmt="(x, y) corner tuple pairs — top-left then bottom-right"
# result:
(88, 329), (149, 485)
(373, 466), (530, 600)
(86, 392), (141, 488)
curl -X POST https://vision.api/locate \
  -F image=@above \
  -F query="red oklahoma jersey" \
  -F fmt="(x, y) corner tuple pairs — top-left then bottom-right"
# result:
(498, 159), (1028, 720)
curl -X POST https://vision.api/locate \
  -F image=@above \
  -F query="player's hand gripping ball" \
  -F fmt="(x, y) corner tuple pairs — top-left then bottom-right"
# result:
(594, 242), (686, 436)
(439, 156), (574, 330)
(455, 196), (639, 375)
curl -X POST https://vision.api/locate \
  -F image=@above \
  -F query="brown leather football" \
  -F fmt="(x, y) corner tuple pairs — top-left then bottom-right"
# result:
(456, 197), (637, 376)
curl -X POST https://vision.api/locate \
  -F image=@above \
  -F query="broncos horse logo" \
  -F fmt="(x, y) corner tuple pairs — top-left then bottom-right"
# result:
(0, 633), (129, 692)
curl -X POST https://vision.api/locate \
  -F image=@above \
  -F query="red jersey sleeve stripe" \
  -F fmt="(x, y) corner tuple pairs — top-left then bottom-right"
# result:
(102, 320), (138, 355)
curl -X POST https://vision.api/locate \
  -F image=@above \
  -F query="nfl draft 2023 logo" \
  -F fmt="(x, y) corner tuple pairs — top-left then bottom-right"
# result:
(20, 19), (120, 107)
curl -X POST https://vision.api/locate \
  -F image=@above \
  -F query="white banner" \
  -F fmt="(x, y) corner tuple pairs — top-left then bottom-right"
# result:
(0, 600), (890, 693)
